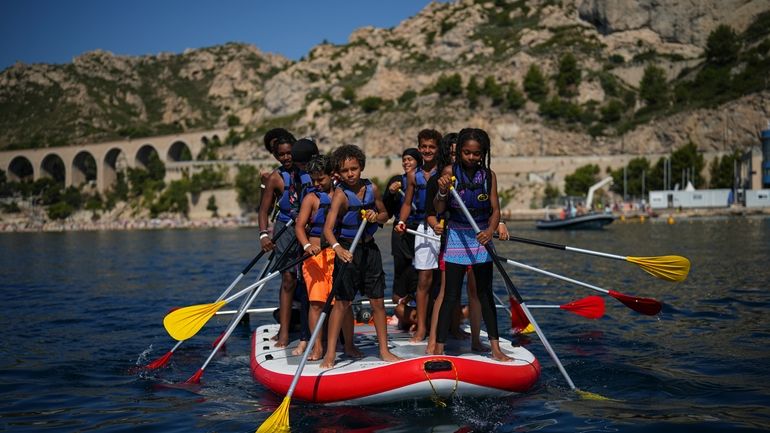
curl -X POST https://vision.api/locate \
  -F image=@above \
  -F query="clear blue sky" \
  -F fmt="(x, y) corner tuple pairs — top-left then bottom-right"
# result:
(0, 0), (439, 70)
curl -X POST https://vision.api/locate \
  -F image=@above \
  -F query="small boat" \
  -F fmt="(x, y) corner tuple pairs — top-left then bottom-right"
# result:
(536, 212), (615, 230)
(250, 323), (540, 405)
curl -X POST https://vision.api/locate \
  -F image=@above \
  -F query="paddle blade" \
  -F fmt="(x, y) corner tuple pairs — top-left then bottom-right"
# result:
(509, 299), (531, 334)
(163, 301), (226, 341)
(256, 395), (291, 433)
(185, 369), (204, 385)
(577, 389), (614, 401)
(627, 255), (690, 282)
(560, 296), (605, 319)
(608, 290), (662, 316)
(145, 350), (173, 370)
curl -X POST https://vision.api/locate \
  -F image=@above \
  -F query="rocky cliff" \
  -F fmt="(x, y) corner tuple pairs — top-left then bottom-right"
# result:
(1, 0), (768, 158)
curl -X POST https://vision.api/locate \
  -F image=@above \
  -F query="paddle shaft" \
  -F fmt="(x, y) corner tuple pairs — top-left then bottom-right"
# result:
(448, 186), (577, 390)
(218, 220), (294, 302)
(198, 239), (299, 374)
(285, 217), (369, 399)
(501, 235), (626, 261)
(398, 189), (417, 211)
(222, 249), (315, 305)
(497, 254), (609, 295)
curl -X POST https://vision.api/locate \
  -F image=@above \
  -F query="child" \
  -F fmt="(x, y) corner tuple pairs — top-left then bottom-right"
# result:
(321, 144), (401, 368)
(258, 137), (316, 348)
(382, 148), (421, 308)
(395, 129), (442, 343)
(294, 154), (356, 361)
(433, 128), (512, 362)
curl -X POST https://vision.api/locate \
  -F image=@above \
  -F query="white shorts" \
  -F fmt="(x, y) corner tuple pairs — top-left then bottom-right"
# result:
(413, 223), (440, 270)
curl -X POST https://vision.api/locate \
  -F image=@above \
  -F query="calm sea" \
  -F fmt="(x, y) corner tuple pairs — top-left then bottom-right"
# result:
(1, 217), (769, 432)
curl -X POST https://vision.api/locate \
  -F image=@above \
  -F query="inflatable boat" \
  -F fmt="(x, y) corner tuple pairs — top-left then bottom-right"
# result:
(250, 323), (540, 405)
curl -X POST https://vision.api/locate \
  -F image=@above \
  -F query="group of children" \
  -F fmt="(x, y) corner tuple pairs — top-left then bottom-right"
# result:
(258, 127), (513, 368)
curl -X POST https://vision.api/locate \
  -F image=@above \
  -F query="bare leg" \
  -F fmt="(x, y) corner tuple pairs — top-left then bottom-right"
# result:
(467, 271), (488, 352)
(426, 270), (445, 355)
(410, 270), (432, 342)
(370, 297), (401, 362)
(276, 271), (297, 347)
(320, 299), (350, 369)
(490, 339), (513, 362)
(306, 301), (325, 360)
(343, 306), (363, 358)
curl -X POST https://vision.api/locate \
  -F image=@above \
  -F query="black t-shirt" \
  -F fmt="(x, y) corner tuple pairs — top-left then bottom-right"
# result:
(382, 174), (403, 219)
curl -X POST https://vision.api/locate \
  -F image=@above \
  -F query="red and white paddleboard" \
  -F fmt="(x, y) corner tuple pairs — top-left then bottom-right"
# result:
(251, 323), (540, 405)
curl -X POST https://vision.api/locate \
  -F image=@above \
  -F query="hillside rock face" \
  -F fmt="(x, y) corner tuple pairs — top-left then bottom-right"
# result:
(0, 0), (768, 160)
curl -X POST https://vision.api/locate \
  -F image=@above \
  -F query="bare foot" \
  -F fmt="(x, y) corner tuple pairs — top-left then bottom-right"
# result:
(308, 345), (324, 361)
(491, 350), (514, 362)
(380, 351), (402, 362)
(275, 333), (289, 348)
(345, 345), (364, 359)
(425, 342), (436, 355)
(409, 331), (426, 343)
(319, 355), (336, 369)
(472, 340), (490, 352)
(291, 340), (308, 356)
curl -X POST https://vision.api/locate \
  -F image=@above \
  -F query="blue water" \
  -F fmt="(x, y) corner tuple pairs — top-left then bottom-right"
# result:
(1, 217), (770, 432)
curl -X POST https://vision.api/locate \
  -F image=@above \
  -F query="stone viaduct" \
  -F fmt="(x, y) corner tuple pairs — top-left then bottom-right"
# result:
(0, 129), (228, 193)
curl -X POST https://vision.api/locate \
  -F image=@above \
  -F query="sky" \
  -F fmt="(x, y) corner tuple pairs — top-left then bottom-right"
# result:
(0, 0), (440, 71)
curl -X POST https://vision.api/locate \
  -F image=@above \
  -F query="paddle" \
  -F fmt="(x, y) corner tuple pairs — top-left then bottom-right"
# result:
(496, 254), (662, 316)
(163, 250), (316, 342)
(446, 178), (591, 396)
(527, 296), (605, 319)
(398, 189), (417, 211)
(145, 223), (293, 369)
(257, 215), (369, 433)
(495, 235), (690, 282)
(186, 239), (310, 384)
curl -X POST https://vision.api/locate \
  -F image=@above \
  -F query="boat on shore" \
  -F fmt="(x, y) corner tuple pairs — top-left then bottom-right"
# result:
(250, 323), (540, 405)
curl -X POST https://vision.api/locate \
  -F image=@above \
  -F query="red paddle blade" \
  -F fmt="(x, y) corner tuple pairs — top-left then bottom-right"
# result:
(145, 350), (173, 370)
(608, 290), (662, 315)
(510, 298), (531, 334)
(185, 369), (204, 384)
(560, 296), (605, 319)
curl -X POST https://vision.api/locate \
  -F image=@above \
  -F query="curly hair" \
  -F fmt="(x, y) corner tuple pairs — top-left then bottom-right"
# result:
(263, 128), (296, 153)
(417, 128), (442, 146)
(305, 153), (333, 175)
(331, 144), (366, 171)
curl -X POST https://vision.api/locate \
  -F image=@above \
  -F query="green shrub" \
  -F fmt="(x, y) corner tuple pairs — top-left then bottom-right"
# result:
(47, 202), (74, 220)
(434, 73), (463, 97)
(358, 96), (385, 113)
(524, 65), (548, 102)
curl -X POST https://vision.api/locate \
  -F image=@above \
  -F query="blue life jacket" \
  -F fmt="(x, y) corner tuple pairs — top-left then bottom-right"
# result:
(338, 179), (378, 239)
(307, 190), (331, 238)
(276, 167), (313, 222)
(411, 167), (436, 223)
(449, 164), (491, 224)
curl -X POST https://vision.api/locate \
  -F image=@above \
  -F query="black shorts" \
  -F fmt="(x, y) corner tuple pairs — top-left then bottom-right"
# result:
(333, 238), (386, 301)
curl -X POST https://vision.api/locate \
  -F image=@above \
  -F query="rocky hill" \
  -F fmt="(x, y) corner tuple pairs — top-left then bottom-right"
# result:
(1, 0), (769, 158)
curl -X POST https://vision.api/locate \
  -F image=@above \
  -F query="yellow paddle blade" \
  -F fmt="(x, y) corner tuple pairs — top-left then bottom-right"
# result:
(520, 323), (535, 334)
(163, 300), (226, 341)
(576, 389), (615, 401)
(256, 396), (290, 433)
(626, 255), (691, 282)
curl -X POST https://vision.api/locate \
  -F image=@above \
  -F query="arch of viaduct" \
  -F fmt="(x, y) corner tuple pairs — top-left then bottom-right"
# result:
(0, 129), (228, 193)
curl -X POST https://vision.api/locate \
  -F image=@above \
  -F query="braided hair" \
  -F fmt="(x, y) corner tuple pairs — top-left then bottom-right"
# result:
(456, 128), (491, 169)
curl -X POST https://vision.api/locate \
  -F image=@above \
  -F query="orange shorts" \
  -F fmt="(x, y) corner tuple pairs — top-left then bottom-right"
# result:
(303, 248), (336, 303)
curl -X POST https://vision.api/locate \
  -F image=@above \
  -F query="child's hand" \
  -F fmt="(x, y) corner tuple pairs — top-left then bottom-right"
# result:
(306, 244), (321, 255)
(436, 174), (452, 194)
(476, 228), (494, 245)
(260, 237), (275, 252)
(388, 181), (401, 193)
(496, 222), (509, 240)
(394, 221), (406, 233)
(334, 245), (353, 263)
(364, 209), (378, 223)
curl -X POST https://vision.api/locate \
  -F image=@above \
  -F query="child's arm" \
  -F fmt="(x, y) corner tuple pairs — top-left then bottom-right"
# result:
(394, 171), (416, 233)
(295, 194), (321, 255)
(477, 170), (501, 245)
(324, 188), (352, 263)
(257, 171), (283, 251)
(369, 182), (390, 225)
(433, 166), (453, 215)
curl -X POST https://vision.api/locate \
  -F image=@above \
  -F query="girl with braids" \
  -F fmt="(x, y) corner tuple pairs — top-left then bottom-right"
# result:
(433, 128), (512, 361)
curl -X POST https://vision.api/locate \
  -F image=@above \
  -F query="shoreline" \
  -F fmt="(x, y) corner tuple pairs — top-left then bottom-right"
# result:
(2, 206), (768, 233)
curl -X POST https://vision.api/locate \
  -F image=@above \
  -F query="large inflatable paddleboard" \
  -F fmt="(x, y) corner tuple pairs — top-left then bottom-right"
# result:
(251, 323), (540, 405)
